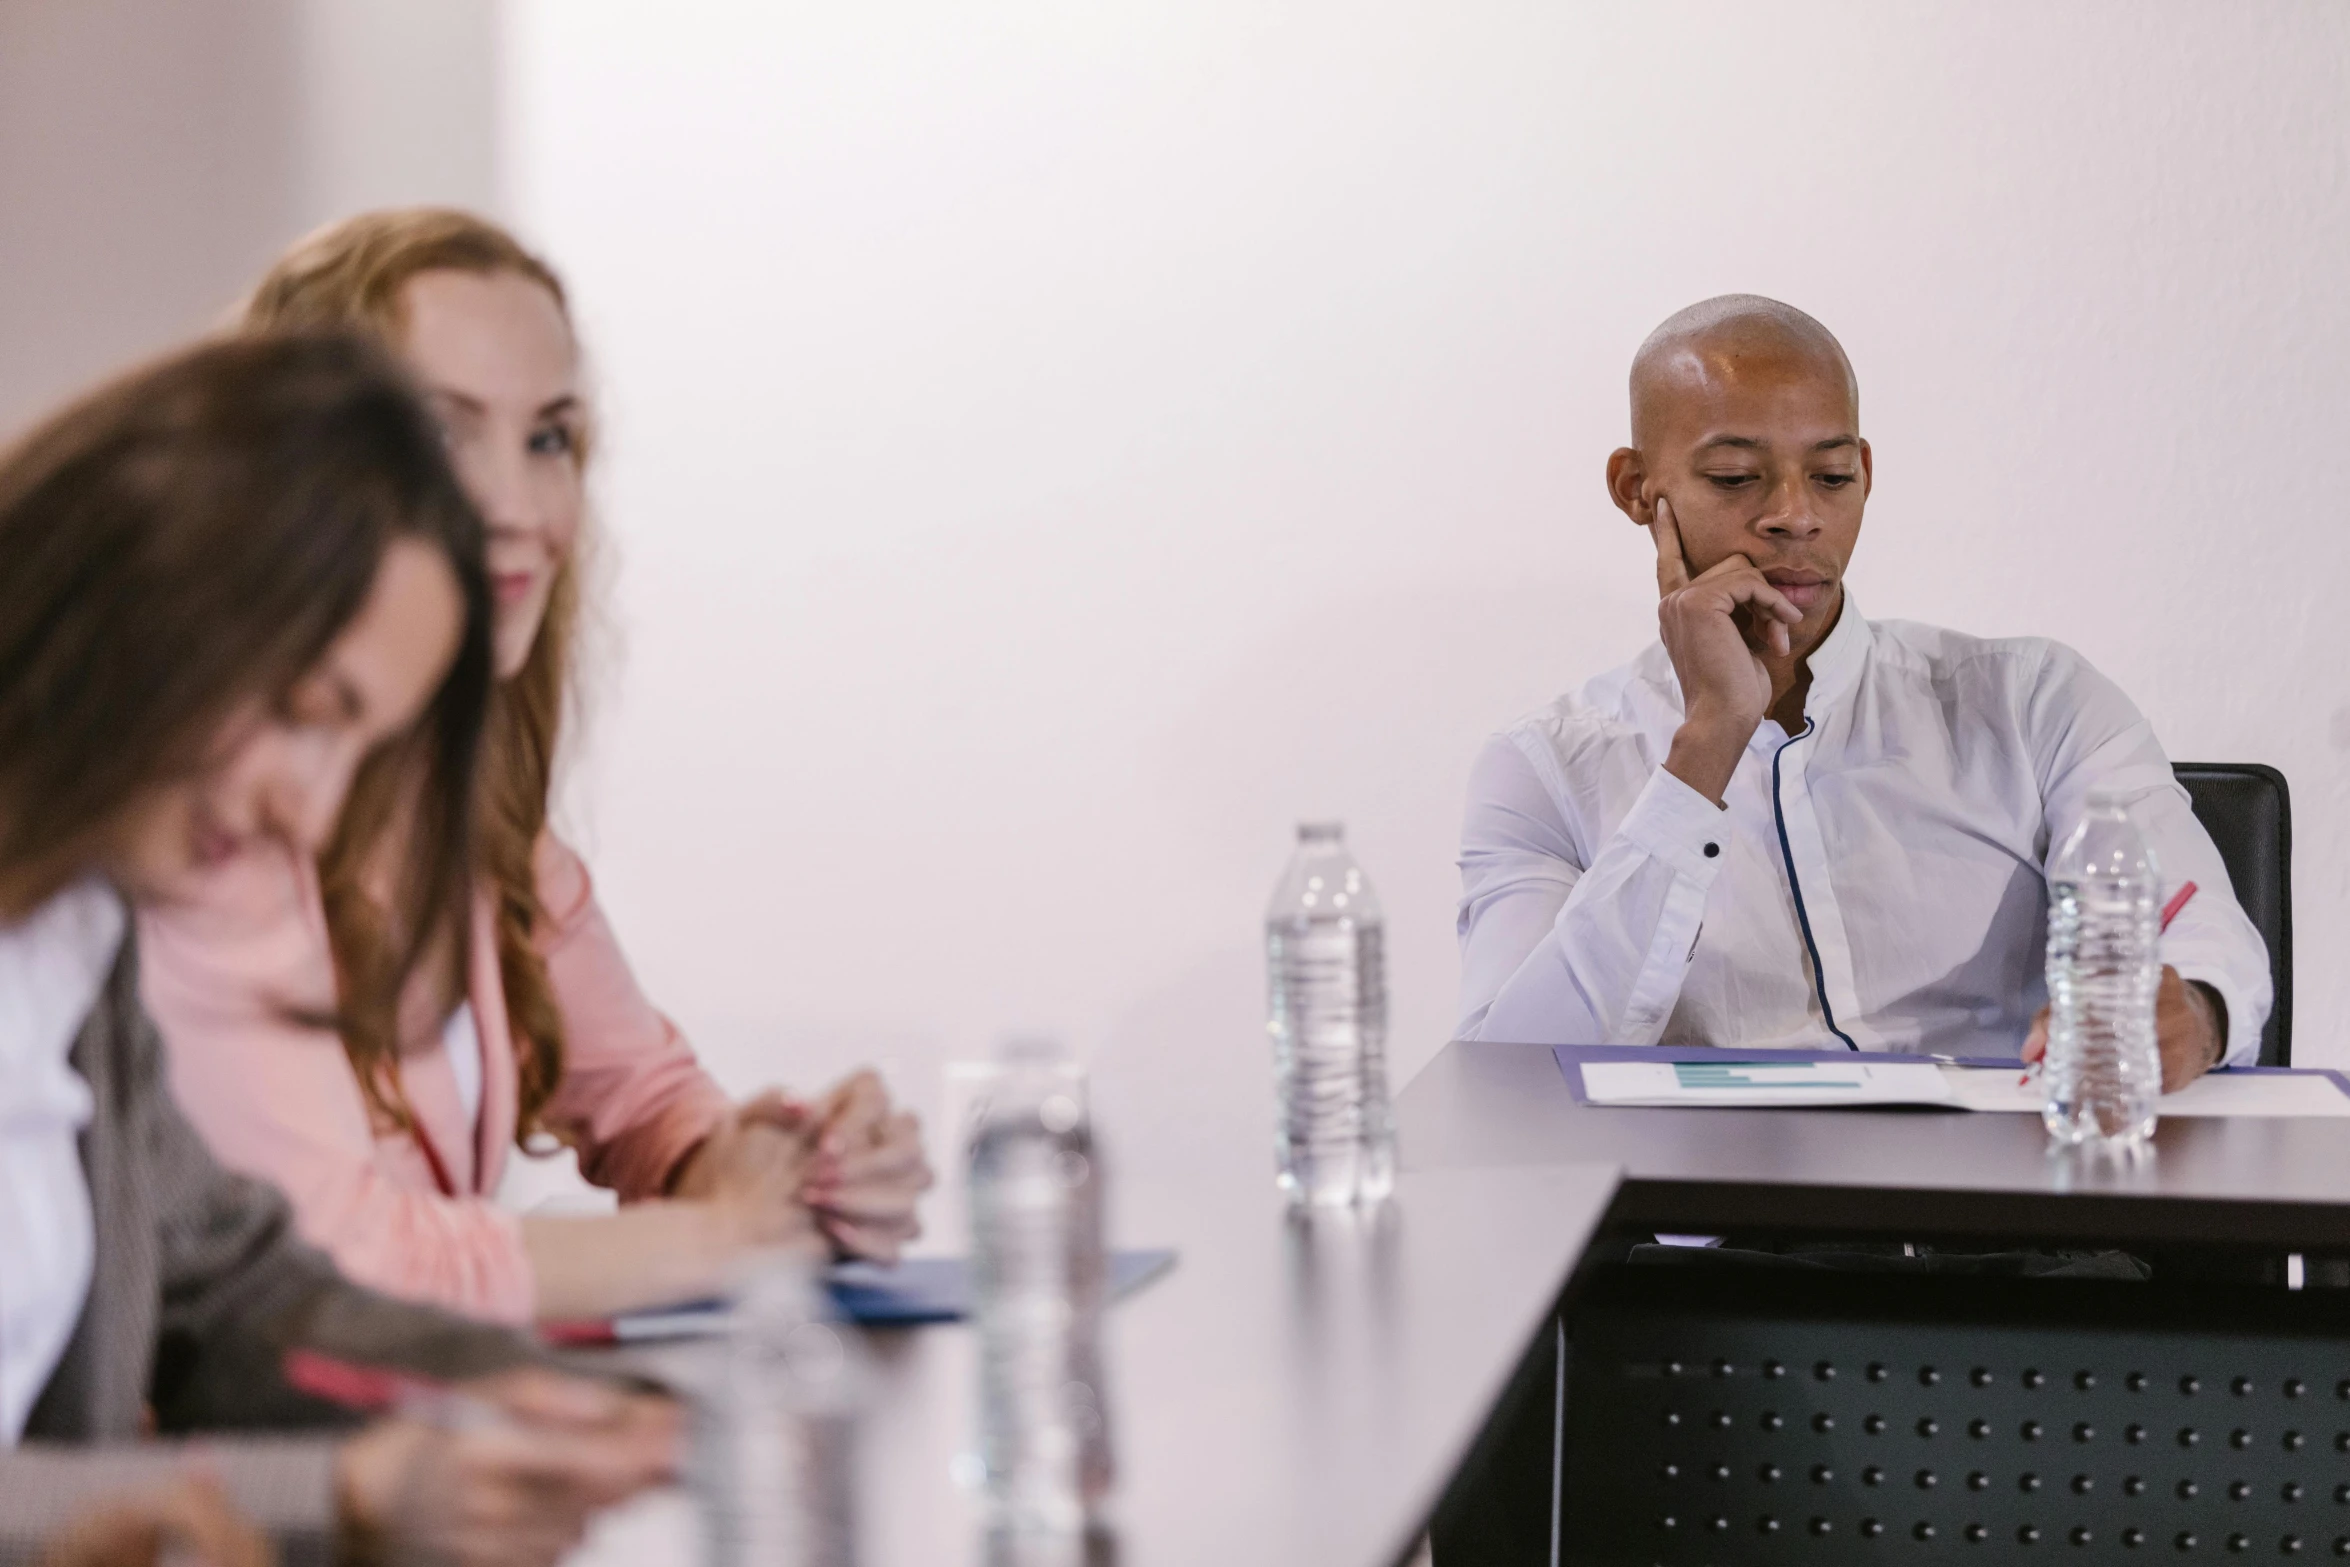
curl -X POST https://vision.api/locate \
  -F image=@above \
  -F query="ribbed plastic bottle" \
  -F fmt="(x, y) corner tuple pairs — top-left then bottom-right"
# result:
(2042, 790), (2163, 1147)
(695, 1252), (860, 1567)
(1265, 822), (1395, 1207)
(969, 1039), (1112, 1548)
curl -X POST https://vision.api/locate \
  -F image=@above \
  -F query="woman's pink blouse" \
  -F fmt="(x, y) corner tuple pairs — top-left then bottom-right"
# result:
(137, 834), (731, 1324)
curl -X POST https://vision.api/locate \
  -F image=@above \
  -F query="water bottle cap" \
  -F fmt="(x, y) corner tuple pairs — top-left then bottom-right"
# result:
(2084, 787), (2132, 811)
(1297, 821), (1344, 843)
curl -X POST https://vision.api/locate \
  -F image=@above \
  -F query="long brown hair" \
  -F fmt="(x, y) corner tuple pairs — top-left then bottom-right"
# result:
(245, 209), (577, 1135)
(0, 333), (492, 1030)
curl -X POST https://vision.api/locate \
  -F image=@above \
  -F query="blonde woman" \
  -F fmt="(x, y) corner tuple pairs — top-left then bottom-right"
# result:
(140, 211), (931, 1325)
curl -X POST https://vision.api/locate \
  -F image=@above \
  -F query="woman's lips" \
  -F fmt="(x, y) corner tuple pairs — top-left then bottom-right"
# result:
(492, 571), (539, 606)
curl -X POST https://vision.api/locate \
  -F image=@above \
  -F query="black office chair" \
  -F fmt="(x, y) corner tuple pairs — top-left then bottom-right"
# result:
(2172, 763), (2292, 1066)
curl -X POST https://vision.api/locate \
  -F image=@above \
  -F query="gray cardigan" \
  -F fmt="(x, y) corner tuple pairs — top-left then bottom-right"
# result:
(3, 937), (537, 1566)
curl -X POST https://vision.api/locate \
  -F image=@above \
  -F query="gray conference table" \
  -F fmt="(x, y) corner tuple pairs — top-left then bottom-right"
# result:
(566, 1038), (2350, 1567)
(573, 1153), (1620, 1567)
(1398, 1039), (2350, 1251)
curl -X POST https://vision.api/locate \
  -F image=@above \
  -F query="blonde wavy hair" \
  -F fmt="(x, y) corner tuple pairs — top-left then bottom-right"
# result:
(246, 208), (581, 1139)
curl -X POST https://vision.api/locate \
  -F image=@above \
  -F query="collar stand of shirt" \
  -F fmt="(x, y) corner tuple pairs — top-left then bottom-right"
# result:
(1740, 589), (1871, 753)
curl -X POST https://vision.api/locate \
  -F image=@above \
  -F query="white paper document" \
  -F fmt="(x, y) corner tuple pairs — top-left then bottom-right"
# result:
(1579, 1059), (2350, 1117)
(1942, 1066), (2350, 1118)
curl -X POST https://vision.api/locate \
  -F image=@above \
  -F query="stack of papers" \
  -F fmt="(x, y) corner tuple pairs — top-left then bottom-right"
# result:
(1578, 1059), (2350, 1117)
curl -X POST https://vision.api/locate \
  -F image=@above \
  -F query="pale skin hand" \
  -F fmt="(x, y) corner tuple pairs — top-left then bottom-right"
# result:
(1649, 495), (1805, 805)
(520, 1195), (823, 1323)
(798, 1070), (934, 1264)
(520, 1075), (932, 1321)
(667, 1088), (826, 1249)
(36, 1474), (272, 1567)
(523, 1099), (825, 1323)
(2020, 965), (2228, 1093)
(334, 1370), (678, 1567)
(675, 1072), (932, 1264)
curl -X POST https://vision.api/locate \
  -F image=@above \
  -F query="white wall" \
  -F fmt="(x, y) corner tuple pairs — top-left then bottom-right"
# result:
(295, 0), (499, 228)
(503, 1), (2350, 1164)
(1, 0), (299, 435)
(0, 0), (498, 438)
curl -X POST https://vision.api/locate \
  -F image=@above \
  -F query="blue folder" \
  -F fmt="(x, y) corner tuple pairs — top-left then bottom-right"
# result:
(828, 1249), (1178, 1325)
(602, 1248), (1179, 1341)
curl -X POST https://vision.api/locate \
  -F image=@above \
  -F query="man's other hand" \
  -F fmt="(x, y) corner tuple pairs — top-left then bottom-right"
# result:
(1651, 495), (1802, 804)
(2019, 965), (2227, 1094)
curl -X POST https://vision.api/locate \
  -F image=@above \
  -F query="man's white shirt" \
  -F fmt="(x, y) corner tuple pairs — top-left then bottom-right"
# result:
(0, 876), (120, 1444)
(1455, 597), (2271, 1061)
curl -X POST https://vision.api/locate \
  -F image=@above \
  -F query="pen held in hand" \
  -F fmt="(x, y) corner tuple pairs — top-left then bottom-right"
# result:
(282, 1349), (506, 1432)
(2018, 880), (2202, 1086)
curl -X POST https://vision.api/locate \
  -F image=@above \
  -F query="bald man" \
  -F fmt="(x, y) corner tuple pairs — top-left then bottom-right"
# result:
(1454, 295), (2269, 1087)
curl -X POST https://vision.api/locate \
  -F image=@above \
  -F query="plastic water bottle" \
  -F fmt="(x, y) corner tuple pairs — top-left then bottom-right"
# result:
(1266, 822), (1395, 1207)
(969, 1040), (1113, 1545)
(2042, 790), (2163, 1147)
(695, 1252), (860, 1567)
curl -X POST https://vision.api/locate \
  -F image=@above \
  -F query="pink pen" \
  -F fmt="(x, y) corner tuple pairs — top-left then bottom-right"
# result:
(2020, 880), (2201, 1085)
(283, 1348), (506, 1431)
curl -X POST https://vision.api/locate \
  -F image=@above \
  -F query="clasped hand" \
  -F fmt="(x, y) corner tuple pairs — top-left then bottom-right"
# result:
(674, 1069), (933, 1264)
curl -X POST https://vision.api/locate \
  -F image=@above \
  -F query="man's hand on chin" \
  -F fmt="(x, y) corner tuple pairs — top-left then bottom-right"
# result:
(1648, 495), (1802, 805)
(2019, 965), (2228, 1093)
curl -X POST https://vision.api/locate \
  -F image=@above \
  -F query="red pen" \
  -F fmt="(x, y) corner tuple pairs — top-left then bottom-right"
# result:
(2019, 880), (2201, 1085)
(283, 1348), (506, 1431)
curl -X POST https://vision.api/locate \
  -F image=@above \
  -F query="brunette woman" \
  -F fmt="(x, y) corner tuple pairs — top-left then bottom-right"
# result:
(0, 332), (672, 1567)
(140, 209), (931, 1325)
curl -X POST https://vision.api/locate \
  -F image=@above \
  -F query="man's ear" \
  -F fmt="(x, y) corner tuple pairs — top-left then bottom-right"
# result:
(1858, 438), (1874, 501)
(1605, 447), (1650, 524)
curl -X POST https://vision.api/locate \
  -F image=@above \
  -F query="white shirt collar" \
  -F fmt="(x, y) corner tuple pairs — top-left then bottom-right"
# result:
(1797, 588), (1872, 717)
(1728, 590), (1872, 753)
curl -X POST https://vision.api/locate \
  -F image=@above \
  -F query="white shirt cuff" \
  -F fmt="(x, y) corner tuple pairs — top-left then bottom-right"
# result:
(1617, 767), (1735, 884)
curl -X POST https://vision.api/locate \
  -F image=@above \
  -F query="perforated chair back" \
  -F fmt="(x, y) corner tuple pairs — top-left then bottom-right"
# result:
(2172, 763), (2292, 1066)
(1565, 1268), (2350, 1564)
